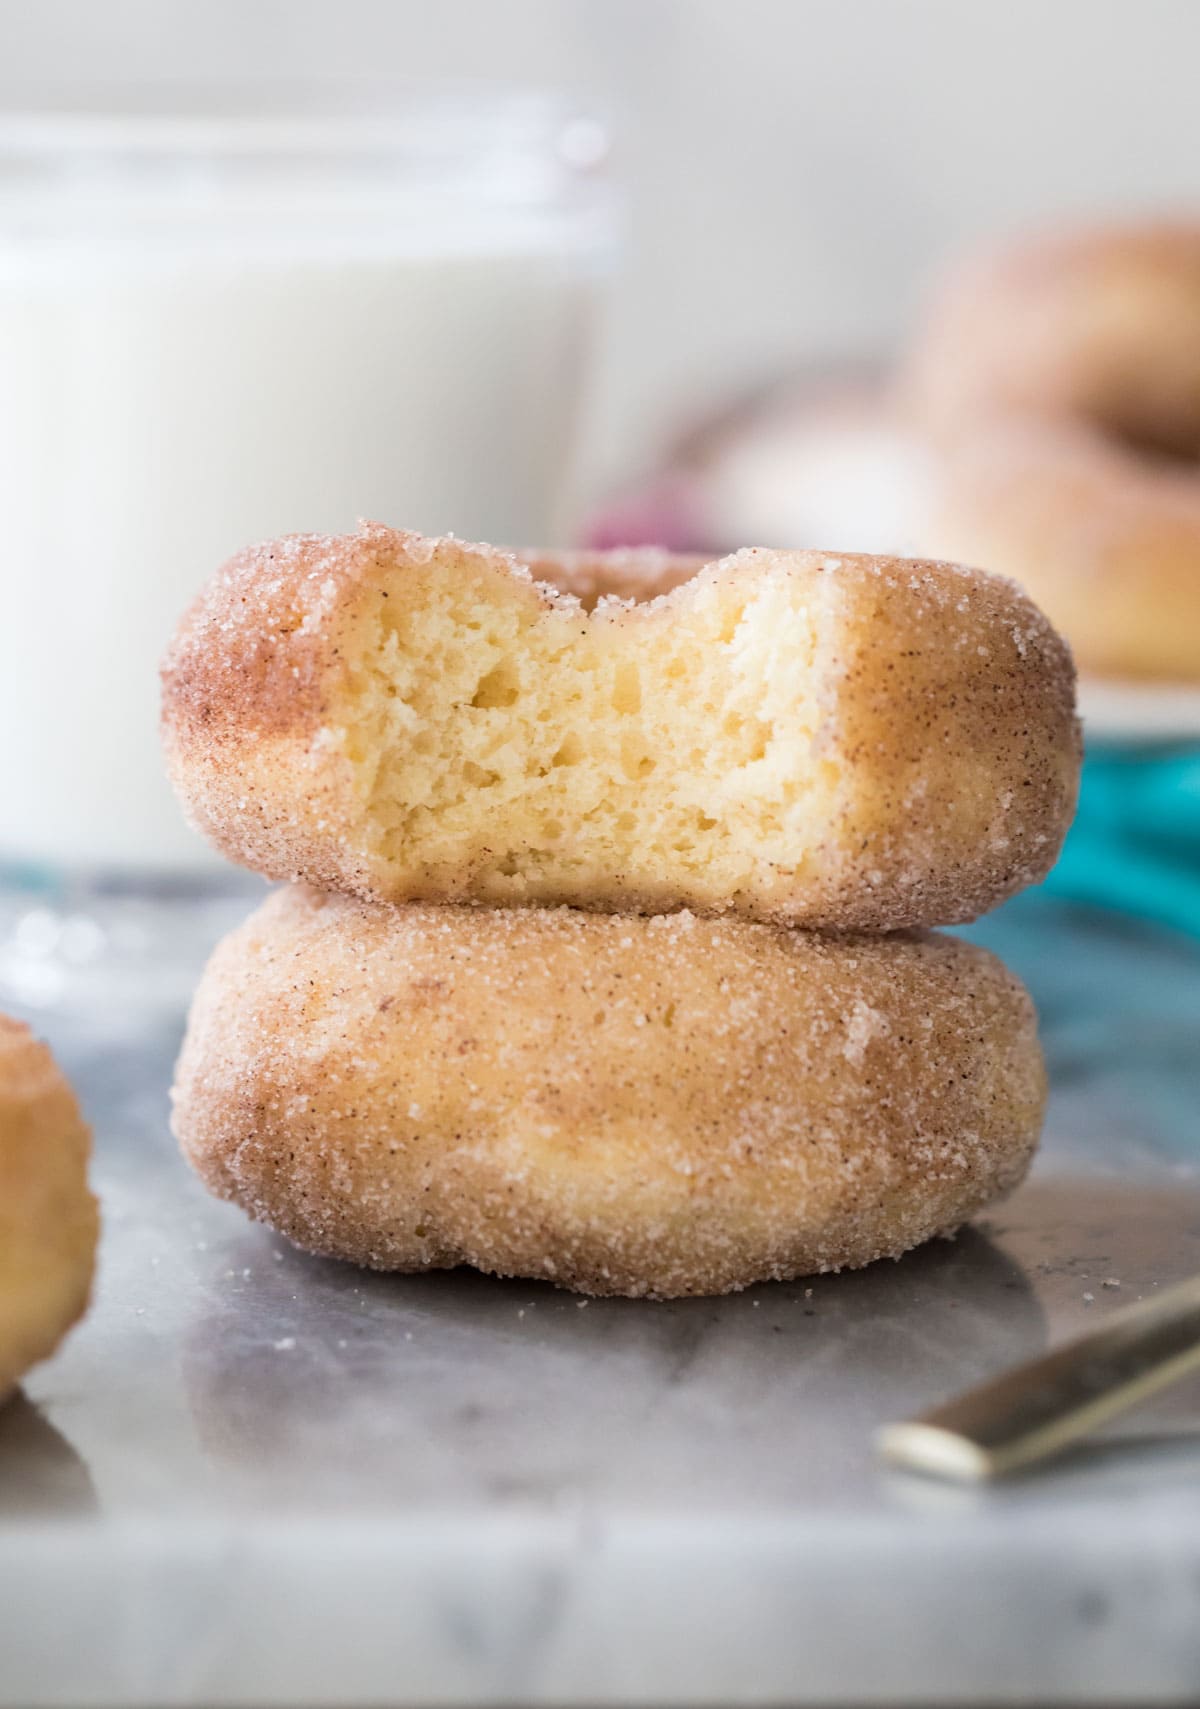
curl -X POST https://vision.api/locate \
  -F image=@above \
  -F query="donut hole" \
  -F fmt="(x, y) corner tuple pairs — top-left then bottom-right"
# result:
(1091, 408), (1200, 468)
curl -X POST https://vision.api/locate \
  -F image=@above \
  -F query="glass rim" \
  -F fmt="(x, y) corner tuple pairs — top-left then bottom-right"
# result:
(0, 90), (608, 166)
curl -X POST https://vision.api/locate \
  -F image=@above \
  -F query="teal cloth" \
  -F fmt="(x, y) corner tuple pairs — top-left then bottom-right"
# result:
(959, 890), (1200, 1161)
(1042, 744), (1200, 938)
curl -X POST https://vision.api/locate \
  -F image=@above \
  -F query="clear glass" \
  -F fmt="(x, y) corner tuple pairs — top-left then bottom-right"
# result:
(0, 95), (613, 1012)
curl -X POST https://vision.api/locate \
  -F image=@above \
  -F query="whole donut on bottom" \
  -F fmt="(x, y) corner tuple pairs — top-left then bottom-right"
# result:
(0, 1018), (98, 1399)
(172, 887), (1045, 1299)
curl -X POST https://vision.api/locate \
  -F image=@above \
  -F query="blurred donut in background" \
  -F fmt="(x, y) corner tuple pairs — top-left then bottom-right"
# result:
(596, 222), (1200, 689)
(587, 367), (934, 564)
(902, 221), (1200, 685)
(902, 222), (1200, 457)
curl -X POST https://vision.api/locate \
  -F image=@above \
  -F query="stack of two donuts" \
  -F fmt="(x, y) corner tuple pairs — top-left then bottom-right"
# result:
(163, 525), (1081, 1298)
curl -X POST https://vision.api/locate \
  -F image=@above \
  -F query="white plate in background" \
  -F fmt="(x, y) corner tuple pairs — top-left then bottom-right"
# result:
(1078, 678), (1200, 743)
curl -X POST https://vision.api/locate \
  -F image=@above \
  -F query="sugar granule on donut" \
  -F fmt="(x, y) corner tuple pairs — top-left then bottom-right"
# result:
(162, 524), (1079, 929)
(171, 887), (1046, 1300)
(0, 1017), (98, 1399)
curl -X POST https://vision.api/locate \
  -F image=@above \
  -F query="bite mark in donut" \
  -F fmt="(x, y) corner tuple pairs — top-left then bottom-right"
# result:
(162, 524), (1079, 930)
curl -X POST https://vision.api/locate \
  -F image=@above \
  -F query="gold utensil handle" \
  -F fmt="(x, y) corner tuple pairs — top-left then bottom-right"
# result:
(878, 1272), (1200, 1481)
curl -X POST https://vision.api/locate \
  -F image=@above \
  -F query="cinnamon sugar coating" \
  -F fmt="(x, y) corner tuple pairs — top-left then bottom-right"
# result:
(172, 887), (1046, 1299)
(162, 525), (1079, 928)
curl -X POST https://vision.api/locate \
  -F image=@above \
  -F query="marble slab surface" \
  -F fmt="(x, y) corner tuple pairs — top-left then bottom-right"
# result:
(2, 893), (1199, 1706)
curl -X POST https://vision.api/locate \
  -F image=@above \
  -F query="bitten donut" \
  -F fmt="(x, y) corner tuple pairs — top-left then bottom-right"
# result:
(172, 886), (1046, 1299)
(0, 1018), (98, 1399)
(162, 524), (1079, 929)
(903, 221), (1200, 681)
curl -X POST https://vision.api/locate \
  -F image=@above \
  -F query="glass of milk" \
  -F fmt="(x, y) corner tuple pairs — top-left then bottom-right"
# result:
(0, 97), (613, 1010)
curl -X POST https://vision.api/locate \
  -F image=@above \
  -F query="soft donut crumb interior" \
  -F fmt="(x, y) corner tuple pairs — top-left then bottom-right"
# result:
(334, 557), (833, 905)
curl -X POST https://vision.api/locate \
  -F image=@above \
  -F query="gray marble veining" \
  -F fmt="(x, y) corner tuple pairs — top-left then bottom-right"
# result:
(1, 894), (1199, 1705)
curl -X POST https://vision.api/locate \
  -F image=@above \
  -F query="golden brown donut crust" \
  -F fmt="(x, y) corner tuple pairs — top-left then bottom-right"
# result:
(902, 221), (1200, 681)
(161, 524), (1079, 929)
(903, 221), (1200, 453)
(172, 887), (1046, 1299)
(0, 1018), (98, 1399)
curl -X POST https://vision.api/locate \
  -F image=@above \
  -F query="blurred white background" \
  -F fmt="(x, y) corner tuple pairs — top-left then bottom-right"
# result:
(4, 0), (1199, 493)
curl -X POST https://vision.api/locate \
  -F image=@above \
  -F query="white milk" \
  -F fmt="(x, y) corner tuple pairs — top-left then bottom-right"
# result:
(0, 110), (608, 873)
